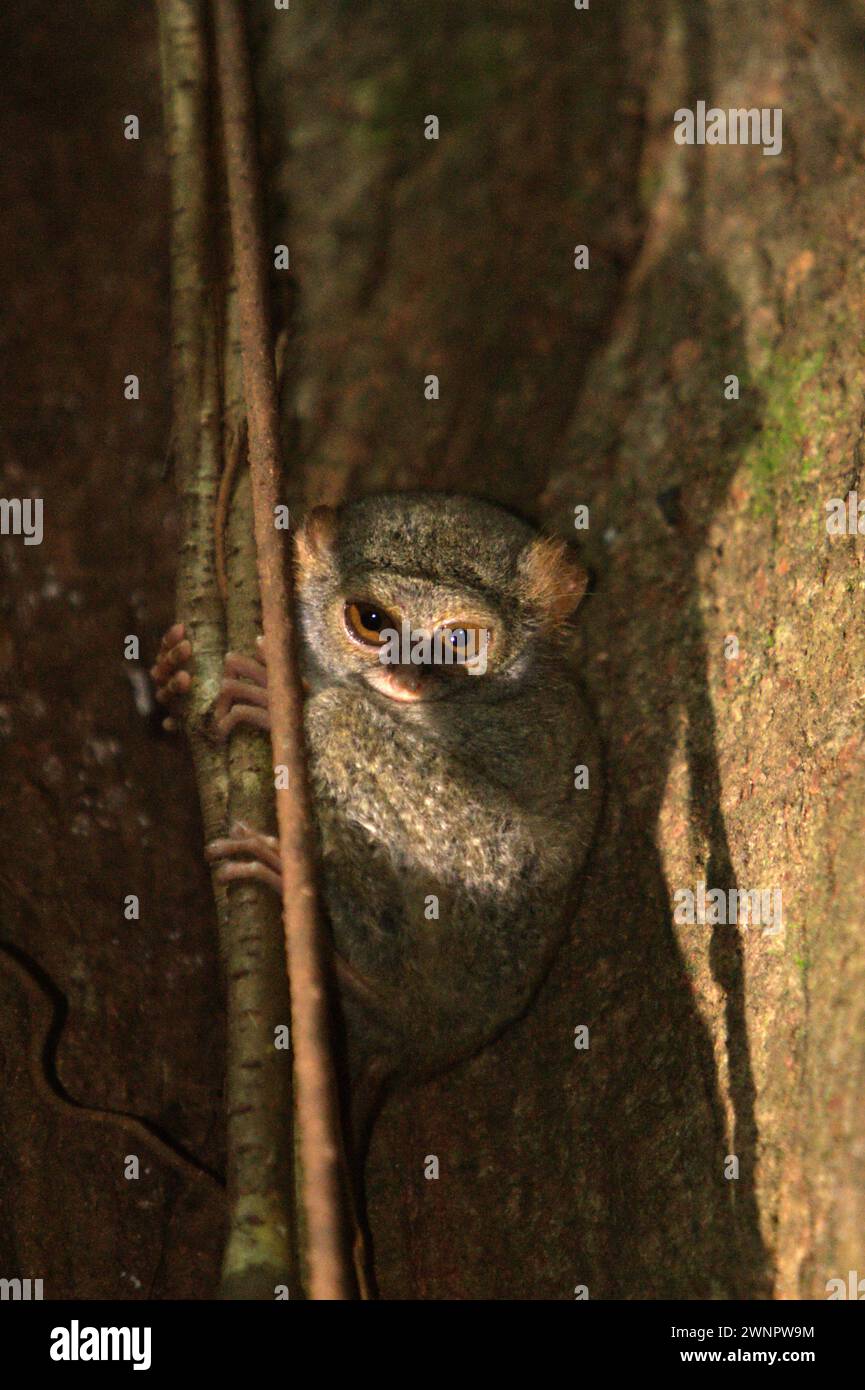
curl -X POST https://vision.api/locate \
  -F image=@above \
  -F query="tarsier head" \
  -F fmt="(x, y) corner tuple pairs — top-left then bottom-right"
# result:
(294, 493), (588, 704)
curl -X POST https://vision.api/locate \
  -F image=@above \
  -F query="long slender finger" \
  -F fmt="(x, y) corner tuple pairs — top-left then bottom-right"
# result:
(206, 829), (282, 874)
(213, 677), (269, 724)
(155, 668), (192, 705)
(242, 833), (282, 874)
(215, 703), (272, 739)
(159, 622), (186, 653)
(205, 835), (248, 862)
(212, 860), (283, 896)
(150, 639), (192, 683)
(152, 624), (186, 674)
(224, 651), (268, 685)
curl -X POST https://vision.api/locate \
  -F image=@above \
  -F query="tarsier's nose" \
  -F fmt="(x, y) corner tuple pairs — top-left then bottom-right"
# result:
(370, 624), (446, 701)
(388, 663), (433, 699)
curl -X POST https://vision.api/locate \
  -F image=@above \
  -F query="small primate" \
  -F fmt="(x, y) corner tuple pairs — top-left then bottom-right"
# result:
(154, 493), (600, 1149)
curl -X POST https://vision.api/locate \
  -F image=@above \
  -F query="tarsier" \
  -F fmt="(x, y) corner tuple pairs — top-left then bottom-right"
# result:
(154, 492), (600, 1158)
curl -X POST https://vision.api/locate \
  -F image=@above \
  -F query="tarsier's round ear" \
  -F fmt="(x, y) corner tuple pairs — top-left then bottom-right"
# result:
(294, 505), (338, 579)
(517, 535), (588, 627)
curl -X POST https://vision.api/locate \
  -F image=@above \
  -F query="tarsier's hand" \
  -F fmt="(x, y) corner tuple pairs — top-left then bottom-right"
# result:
(151, 621), (192, 732)
(151, 625), (271, 738)
(152, 627), (280, 892)
(208, 645), (277, 889)
(212, 641), (271, 738)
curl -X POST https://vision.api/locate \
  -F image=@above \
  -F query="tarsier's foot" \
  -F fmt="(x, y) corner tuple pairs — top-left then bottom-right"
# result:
(213, 638), (271, 739)
(205, 823), (391, 1013)
(150, 621), (192, 731)
(205, 821), (282, 894)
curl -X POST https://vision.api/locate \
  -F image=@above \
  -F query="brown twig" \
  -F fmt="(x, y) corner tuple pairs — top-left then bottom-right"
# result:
(212, 0), (353, 1300)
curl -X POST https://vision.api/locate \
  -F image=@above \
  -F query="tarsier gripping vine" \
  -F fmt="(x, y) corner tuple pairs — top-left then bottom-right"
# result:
(153, 492), (600, 1153)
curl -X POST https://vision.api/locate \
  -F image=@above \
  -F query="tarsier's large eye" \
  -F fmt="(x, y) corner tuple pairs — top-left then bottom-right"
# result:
(440, 621), (491, 660)
(344, 600), (398, 647)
